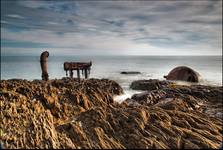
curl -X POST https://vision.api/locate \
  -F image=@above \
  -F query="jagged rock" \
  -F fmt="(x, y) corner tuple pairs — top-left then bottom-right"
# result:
(130, 79), (171, 91)
(121, 71), (141, 75)
(130, 90), (167, 106)
(0, 78), (222, 149)
(0, 78), (123, 149)
(130, 80), (223, 119)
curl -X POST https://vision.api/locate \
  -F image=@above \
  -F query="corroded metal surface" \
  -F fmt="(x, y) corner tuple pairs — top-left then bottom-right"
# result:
(40, 51), (49, 81)
(64, 61), (92, 79)
(64, 62), (92, 70)
(164, 66), (200, 82)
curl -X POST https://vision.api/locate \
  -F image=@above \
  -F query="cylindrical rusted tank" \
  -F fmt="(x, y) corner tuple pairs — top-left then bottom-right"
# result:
(164, 66), (200, 82)
(40, 51), (49, 81)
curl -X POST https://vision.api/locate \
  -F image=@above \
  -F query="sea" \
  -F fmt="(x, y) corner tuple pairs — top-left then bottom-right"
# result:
(1, 55), (222, 102)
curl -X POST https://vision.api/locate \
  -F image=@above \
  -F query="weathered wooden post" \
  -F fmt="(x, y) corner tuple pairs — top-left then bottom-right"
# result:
(40, 51), (49, 81)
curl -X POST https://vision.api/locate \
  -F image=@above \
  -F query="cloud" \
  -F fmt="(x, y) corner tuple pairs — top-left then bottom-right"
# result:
(6, 14), (25, 19)
(1, 0), (222, 56)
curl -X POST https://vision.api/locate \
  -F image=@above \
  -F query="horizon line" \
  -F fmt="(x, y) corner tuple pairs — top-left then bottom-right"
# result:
(1, 54), (222, 57)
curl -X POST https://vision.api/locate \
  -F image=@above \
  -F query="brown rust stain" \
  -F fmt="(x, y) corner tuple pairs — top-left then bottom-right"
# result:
(40, 51), (49, 81)
(164, 66), (200, 82)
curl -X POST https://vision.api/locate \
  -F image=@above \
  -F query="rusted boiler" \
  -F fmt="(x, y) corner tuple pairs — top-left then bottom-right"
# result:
(164, 66), (200, 82)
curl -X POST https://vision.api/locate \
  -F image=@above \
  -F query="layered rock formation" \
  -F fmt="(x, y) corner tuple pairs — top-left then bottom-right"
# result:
(0, 78), (122, 149)
(1, 78), (222, 149)
(130, 79), (170, 91)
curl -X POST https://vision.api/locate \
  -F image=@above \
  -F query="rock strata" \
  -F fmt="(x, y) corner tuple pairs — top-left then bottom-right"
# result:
(130, 80), (222, 119)
(130, 79), (171, 91)
(0, 78), (222, 149)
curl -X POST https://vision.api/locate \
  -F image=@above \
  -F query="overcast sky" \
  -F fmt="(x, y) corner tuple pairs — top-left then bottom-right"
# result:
(1, 0), (222, 56)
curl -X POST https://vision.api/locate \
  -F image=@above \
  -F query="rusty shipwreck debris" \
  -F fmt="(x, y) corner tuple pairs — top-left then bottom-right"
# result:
(40, 51), (49, 81)
(164, 66), (200, 82)
(64, 61), (92, 80)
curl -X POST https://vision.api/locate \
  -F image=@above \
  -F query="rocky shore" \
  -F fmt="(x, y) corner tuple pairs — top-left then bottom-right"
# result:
(0, 78), (222, 149)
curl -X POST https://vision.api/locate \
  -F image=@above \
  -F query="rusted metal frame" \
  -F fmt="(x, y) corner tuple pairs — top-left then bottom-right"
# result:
(64, 62), (92, 81)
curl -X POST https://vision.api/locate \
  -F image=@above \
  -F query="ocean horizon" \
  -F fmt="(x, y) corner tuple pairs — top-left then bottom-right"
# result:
(1, 55), (222, 94)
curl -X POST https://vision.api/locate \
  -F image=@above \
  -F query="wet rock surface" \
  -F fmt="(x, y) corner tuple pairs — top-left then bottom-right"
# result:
(130, 80), (223, 119)
(121, 71), (141, 75)
(130, 79), (171, 91)
(1, 78), (222, 149)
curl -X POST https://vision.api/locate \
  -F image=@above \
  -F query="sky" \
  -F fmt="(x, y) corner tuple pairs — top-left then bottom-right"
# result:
(1, 0), (222, 56)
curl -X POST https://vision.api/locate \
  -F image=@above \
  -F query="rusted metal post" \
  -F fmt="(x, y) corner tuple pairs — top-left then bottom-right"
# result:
(71, 70), (73, 78)
(40, 51), (49, 81)
(69, 70), (73, 78)
(84, 69), (88, 79)
(77, 69), (80, 81)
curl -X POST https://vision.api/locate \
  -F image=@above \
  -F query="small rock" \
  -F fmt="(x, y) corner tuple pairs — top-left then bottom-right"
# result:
(121, 71), (141, 75)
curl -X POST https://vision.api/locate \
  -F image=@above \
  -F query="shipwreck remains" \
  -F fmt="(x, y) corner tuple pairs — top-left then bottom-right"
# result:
(164, 66), (200, 82)
(64, 61), (92, 80)
(40, 51), (49, 81)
